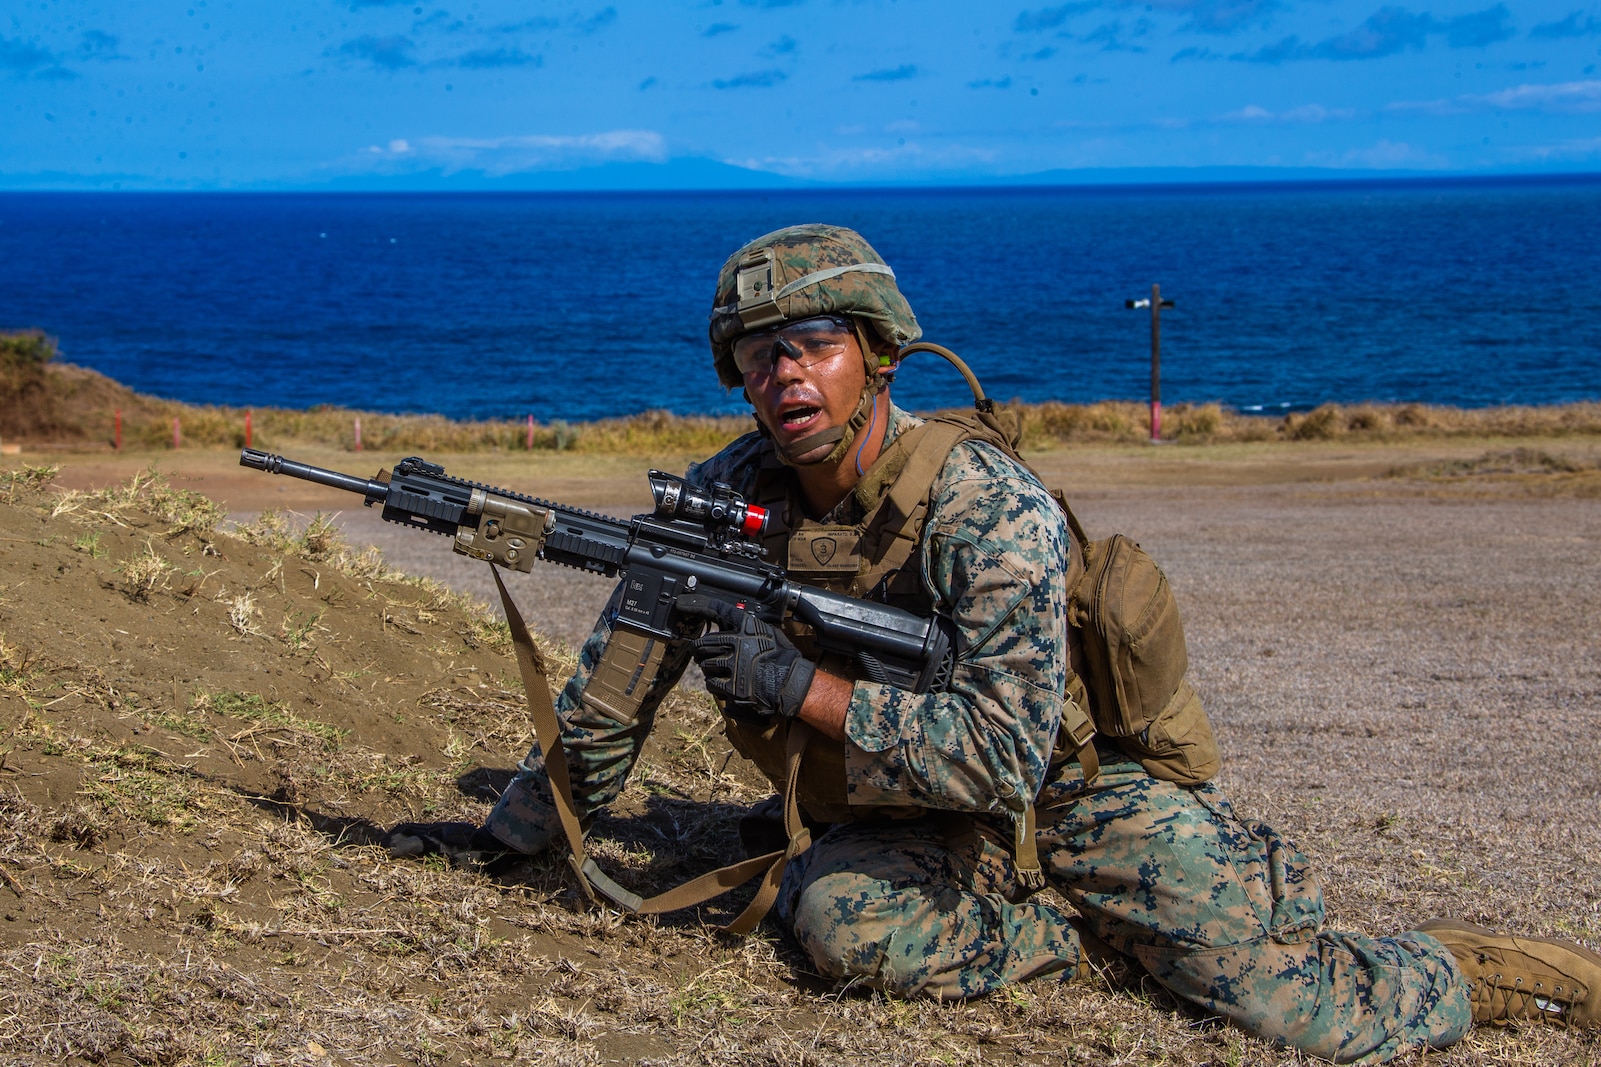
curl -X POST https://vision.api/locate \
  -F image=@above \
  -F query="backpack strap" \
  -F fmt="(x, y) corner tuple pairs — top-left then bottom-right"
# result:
(852, 412), (1103, 843)
(853, 416), (976, 597)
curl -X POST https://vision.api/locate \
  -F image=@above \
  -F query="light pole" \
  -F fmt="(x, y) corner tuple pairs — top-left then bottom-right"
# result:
(1126, 284), (1175, 443)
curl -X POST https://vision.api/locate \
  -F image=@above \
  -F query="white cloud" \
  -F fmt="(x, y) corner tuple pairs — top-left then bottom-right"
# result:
(359, 129), (667, 173)
(725, 141), (1000, 178)
(1389, 80), (1601, 116)
(1469, 80), (1601, 112)
(1304, 139), (1448, 169)
(1505, 135), (1601, 161)
(1384, 96), (1463, 116)
(1051, 104), (1353, 133)
(1217, 103), (1357, 123)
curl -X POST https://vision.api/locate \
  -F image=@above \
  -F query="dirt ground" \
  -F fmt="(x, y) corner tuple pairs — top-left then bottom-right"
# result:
(1, 437), (1599, 1066)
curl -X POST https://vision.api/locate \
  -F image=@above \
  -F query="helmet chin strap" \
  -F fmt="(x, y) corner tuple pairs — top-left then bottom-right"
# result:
(762, 318), (886, 468)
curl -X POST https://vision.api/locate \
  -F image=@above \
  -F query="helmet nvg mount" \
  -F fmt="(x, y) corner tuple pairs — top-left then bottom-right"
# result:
(708, 224), (922, 466)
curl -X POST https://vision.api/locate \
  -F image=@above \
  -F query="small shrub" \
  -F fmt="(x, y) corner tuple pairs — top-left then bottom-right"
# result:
(1285, 404), (1344, 440)
(144, 483), (227, 539)
(0, 636), (41, 695)
(1021, 400), (1147, 446)
(298, 514), (343, 560)
(1344, 406), (1390, 433)
(231, 509), (297, 553)
(49, 801), (108, 849)
(226, 593), (263, 637)
(1170, 403), (1224, 440)
(463, 615), (513, 655)
(116, 541), (172, 601)
(1393, 403), (1435, 428)
(1081, 401), (1137, 437)
(72, 532), (107, 559)
(0, 330), (56, 403)
(280, 610), (323, 654)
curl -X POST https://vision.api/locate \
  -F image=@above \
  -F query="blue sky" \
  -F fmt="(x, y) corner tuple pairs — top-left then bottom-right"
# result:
(5, 1), (1601, 188)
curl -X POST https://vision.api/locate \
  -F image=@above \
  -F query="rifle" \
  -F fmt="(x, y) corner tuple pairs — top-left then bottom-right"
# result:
(237, 449), (954, 693)
(238, 448), (956, 934)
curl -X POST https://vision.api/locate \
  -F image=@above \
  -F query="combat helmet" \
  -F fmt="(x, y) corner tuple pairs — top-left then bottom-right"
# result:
(708, 224), (921, 465)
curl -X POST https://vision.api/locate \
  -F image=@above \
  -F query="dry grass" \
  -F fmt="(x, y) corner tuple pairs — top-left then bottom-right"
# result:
(0, 463), (61, 504)
(102, 397), (1601, 455)
(7, 348), (1601, 458)
(1014, 398), (1601, 448)
(49, 465), (228, 539)
(113, 539), (174, 601)
(1384, 447), (1601, 498)
(1389, 445), (1597, 478)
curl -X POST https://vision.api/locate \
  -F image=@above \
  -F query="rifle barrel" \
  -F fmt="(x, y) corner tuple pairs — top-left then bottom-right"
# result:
(239, 449), (390, 501)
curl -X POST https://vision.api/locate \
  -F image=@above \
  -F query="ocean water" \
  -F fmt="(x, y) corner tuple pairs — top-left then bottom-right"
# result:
(2, 177), (1599, 422)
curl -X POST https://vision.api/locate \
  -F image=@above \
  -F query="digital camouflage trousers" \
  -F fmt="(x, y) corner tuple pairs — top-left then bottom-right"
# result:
(776, 752), (1472, 1065)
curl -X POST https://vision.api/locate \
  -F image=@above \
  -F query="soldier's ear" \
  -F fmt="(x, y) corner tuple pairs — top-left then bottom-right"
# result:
(870, 338), (900, 379)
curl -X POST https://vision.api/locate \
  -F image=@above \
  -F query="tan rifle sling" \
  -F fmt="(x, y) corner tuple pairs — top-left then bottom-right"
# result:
(491, 566), (813, 937)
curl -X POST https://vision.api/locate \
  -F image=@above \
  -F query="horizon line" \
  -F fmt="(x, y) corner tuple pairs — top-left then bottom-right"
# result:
(5, 168), (1601, 196)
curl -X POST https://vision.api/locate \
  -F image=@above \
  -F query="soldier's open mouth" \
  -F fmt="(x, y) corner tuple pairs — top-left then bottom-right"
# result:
(781, 406), (821, 429)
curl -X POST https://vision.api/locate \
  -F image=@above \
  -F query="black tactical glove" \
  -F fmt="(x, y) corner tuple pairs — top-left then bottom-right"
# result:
(683, 597), (816, 720)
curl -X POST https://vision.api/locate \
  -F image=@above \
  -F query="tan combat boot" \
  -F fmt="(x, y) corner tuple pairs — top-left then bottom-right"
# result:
(1418, 919), (1601, 1029)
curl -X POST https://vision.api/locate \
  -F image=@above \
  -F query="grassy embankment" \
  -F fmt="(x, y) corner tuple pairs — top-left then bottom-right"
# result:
(4, 330), (1601, 458)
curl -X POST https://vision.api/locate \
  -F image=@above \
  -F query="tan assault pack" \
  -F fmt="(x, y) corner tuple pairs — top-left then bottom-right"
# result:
(1059, 518), (1219, 786)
